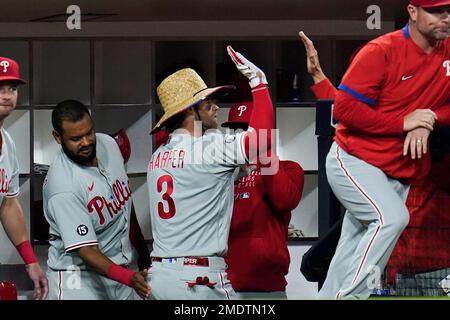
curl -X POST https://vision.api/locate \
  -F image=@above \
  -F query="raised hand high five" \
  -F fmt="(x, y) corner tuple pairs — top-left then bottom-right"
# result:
(227, 45), (267, 88)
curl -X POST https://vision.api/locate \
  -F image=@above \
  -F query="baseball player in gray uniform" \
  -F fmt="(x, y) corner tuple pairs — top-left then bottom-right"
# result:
(43, 100), (149, 300)
(147, 46), (275, 300)
(0, 56), (48, 300)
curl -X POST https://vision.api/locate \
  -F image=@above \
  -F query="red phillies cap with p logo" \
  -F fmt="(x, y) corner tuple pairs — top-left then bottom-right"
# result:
(221, 101), (253, 127)
(0, 57), (26, 85)
(410, 0), (450, 7)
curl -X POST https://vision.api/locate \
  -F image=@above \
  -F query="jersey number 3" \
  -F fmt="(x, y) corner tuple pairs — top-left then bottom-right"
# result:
(157, 174), (176, 219)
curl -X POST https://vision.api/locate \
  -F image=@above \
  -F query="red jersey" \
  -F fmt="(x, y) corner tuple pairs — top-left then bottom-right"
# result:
(311, 72), (450, 282)
(226, 160), (303, 292)
(334, 26), (450, 183)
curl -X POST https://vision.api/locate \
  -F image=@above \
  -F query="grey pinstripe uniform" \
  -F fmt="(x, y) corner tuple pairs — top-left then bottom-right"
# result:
(147, 130), (247, 300)
(44, 134), (134, 300)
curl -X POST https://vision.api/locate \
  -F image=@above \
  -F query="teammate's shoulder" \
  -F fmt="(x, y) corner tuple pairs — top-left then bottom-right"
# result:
(95, 132), (122, 160)
(370, 28), (407, 48)
(45, 151), (76, 194)
(0, 128), (16, 149)
(352, 31), (402, 63)
(1, 127), (13, 141)
(280, 160), (303, 172)
(96, 133), (116, 146)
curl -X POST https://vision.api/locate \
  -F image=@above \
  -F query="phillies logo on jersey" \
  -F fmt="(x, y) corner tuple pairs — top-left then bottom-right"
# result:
(0, 168), (11, 193)
(0, 60), (9, 73)
(237, 105), (247, 117)
(87, 180), (132, 225)
(443, 60), (450, 77)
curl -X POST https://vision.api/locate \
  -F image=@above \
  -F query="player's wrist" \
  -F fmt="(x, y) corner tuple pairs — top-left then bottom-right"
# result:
(15, 240), (38, 265)
(312, 72), (327, 84)
(251, 83), (268, 92)
(107, 263), (135, 287)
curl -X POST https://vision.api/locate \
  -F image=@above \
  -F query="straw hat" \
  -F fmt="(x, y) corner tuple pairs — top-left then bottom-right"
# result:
(152, 68), (234, 133)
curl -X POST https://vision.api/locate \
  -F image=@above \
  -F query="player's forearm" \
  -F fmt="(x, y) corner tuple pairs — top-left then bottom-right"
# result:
(311, 78), (337, 100)
(250, 85), (274, 131)
(77, 246), (112, 276)
(77, 245), (135, 286)
(262, 162), (304, 211)
(245, 85), (275, 161)
(333, 90), (403, 136)
(0, 197), (29, 246)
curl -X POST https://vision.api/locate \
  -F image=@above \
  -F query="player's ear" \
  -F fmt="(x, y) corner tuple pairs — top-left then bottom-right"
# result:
(52, 129), (62, 145)
(407, 4), (418, 22)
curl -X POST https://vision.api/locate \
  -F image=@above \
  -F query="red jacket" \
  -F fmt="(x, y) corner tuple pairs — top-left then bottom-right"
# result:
(312, 78), (450, 280)
(334, 29), (450, 183)
(226, 160), (304, 292)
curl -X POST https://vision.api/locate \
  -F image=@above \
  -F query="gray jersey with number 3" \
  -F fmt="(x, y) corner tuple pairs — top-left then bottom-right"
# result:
(147, 131), (247, 258)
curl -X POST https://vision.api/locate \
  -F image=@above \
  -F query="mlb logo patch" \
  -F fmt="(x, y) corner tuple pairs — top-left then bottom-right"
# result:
(225, 135), (236, 143)
(239, 192), (250, 199)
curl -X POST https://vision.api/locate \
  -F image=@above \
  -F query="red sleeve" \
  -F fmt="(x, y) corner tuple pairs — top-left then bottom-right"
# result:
(311, 78), (337, 100)
(338, 43), (385, 105)
(155, 129), (170, 149)
(334, 90), (404, 136)
(244, 84), (275, 161)
(332, 43), (403, 136)
(261, 160), (304, 212)
(434, 103), (450, 128)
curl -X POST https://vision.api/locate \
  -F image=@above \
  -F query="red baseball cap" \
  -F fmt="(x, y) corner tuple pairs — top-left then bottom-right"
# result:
(0, 280), (18, 300)
(221, 101), (253, 127)
(410, 0), (450, 7)
(0, 57), (26, 85)
(110, 128), (131, 164)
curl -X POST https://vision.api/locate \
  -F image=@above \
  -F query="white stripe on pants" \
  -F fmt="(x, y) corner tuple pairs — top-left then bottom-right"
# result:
(318, 142), (410, 299)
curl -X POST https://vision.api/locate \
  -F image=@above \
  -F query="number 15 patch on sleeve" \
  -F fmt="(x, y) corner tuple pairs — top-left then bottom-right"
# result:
(76, 225), (89, 236)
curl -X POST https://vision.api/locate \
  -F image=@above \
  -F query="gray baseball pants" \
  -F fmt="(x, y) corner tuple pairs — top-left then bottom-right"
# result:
(318, 142), (410, 299)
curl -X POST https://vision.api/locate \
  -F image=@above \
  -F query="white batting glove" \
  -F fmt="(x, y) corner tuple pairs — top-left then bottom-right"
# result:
(227, 45), (267, 89)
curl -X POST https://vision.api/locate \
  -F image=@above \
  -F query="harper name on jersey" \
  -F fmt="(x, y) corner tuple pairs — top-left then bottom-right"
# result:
(147, 131), (247, 258)
(148, 149), (186, 170)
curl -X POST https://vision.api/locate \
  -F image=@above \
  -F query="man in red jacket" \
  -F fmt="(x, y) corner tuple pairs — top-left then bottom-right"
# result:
(317, 0), (450, 299)
(223, 101), (304, 299)
(300, 23), (450, 297)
